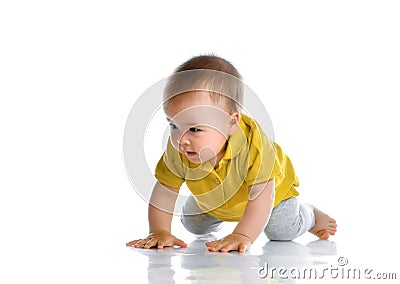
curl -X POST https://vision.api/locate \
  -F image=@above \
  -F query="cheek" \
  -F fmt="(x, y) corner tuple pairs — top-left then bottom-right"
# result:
(209, 133), (227, 150)
(198, 146), (217, 161)
(169, 131), (180, 149)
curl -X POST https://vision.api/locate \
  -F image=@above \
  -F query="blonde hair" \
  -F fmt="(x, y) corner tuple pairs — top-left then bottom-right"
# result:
(163, 54), (244, 113)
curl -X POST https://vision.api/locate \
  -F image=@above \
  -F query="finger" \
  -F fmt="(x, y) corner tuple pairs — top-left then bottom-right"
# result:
(126, 239), (144, 247)
(174, 238), (187, 248)
(205, 241), (218, 247)
(134, 239), (150, 248)
(157, 240), (169, 249)
(220, 241), (237, 252)
(126, 240), (141, 246)
(208, 240), (224, 252)
(238, 243), (247, 253)
(205, 238), (221, 247)
(143, 238), (158, 249)
(157, 238), (179, 249)
(206, 240), (220, 250)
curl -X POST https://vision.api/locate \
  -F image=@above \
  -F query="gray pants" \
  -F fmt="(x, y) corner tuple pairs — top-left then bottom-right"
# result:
(181, 196), (315, 241)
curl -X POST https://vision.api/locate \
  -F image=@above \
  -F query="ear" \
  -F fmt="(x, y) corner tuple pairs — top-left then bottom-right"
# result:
(227, 112), (240, 135)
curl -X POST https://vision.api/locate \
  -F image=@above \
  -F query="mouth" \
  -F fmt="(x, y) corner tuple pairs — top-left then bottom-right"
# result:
(184, 151), (197, 157)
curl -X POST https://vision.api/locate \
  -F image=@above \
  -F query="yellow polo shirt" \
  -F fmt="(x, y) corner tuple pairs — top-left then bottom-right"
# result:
(155, 114), (299, 221)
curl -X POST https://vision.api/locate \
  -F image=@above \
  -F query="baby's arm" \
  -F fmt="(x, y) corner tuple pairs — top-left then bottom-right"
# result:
(206, 178), (275, 252)
(126, 182), (187, 249)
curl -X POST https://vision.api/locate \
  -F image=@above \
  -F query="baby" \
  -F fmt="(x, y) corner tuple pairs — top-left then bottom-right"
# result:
(126, 55), (337, 252)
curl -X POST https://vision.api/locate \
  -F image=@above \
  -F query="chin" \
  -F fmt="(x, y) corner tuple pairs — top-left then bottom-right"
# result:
(186, 157), (201, 164)
(186, 155), (211, 164)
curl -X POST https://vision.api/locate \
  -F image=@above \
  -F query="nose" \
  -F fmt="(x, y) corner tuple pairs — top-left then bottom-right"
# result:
(177, 131), (190, 146)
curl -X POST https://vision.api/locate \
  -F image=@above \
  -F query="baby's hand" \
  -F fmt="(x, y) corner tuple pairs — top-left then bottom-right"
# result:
(205, 233), (252, 253)
(126, 230), (187, 249)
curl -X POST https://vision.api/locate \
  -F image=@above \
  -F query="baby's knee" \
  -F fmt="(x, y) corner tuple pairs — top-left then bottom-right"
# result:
(180, 214), (220, 235)
(264, 223), (298, 241)
(181, 218), (207, 235)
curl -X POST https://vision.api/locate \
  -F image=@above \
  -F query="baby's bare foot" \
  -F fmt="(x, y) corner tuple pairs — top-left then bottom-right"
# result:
(309, 206), (337, 240)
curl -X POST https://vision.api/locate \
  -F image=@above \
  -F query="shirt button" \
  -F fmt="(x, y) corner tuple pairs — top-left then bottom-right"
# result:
(215, 178), (220, 184)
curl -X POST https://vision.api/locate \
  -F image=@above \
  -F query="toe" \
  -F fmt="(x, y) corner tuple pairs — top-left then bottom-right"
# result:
(324, 228), (336, 235)
(317, 231), (330, 240)
(329, 223), (337, 229)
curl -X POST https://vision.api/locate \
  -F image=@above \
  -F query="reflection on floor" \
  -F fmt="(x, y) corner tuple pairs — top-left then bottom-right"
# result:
(127, 234), (338, 283)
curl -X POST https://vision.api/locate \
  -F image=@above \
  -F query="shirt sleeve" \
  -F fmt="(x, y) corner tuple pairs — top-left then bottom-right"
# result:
(154, 139), (186, 188)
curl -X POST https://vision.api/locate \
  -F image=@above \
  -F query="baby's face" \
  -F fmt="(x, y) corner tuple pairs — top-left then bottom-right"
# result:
(165, 92), (239, 165)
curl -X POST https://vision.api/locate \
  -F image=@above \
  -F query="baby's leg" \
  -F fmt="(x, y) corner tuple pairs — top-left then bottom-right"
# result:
(264, 196), (314, 241)
(308, 205), (337, 240)
(181, 195), (223, 235)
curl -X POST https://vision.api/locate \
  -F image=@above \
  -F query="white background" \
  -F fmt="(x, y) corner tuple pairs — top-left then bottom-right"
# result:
(1, 1), (399, 283)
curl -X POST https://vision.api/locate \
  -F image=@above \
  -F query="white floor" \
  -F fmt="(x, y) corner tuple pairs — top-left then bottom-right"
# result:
(125, 218), (399, 283)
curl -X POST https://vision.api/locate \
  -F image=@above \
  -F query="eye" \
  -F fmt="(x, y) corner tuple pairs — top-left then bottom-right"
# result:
(189, 127), (201, 132)
(169, 123), (178, 129)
